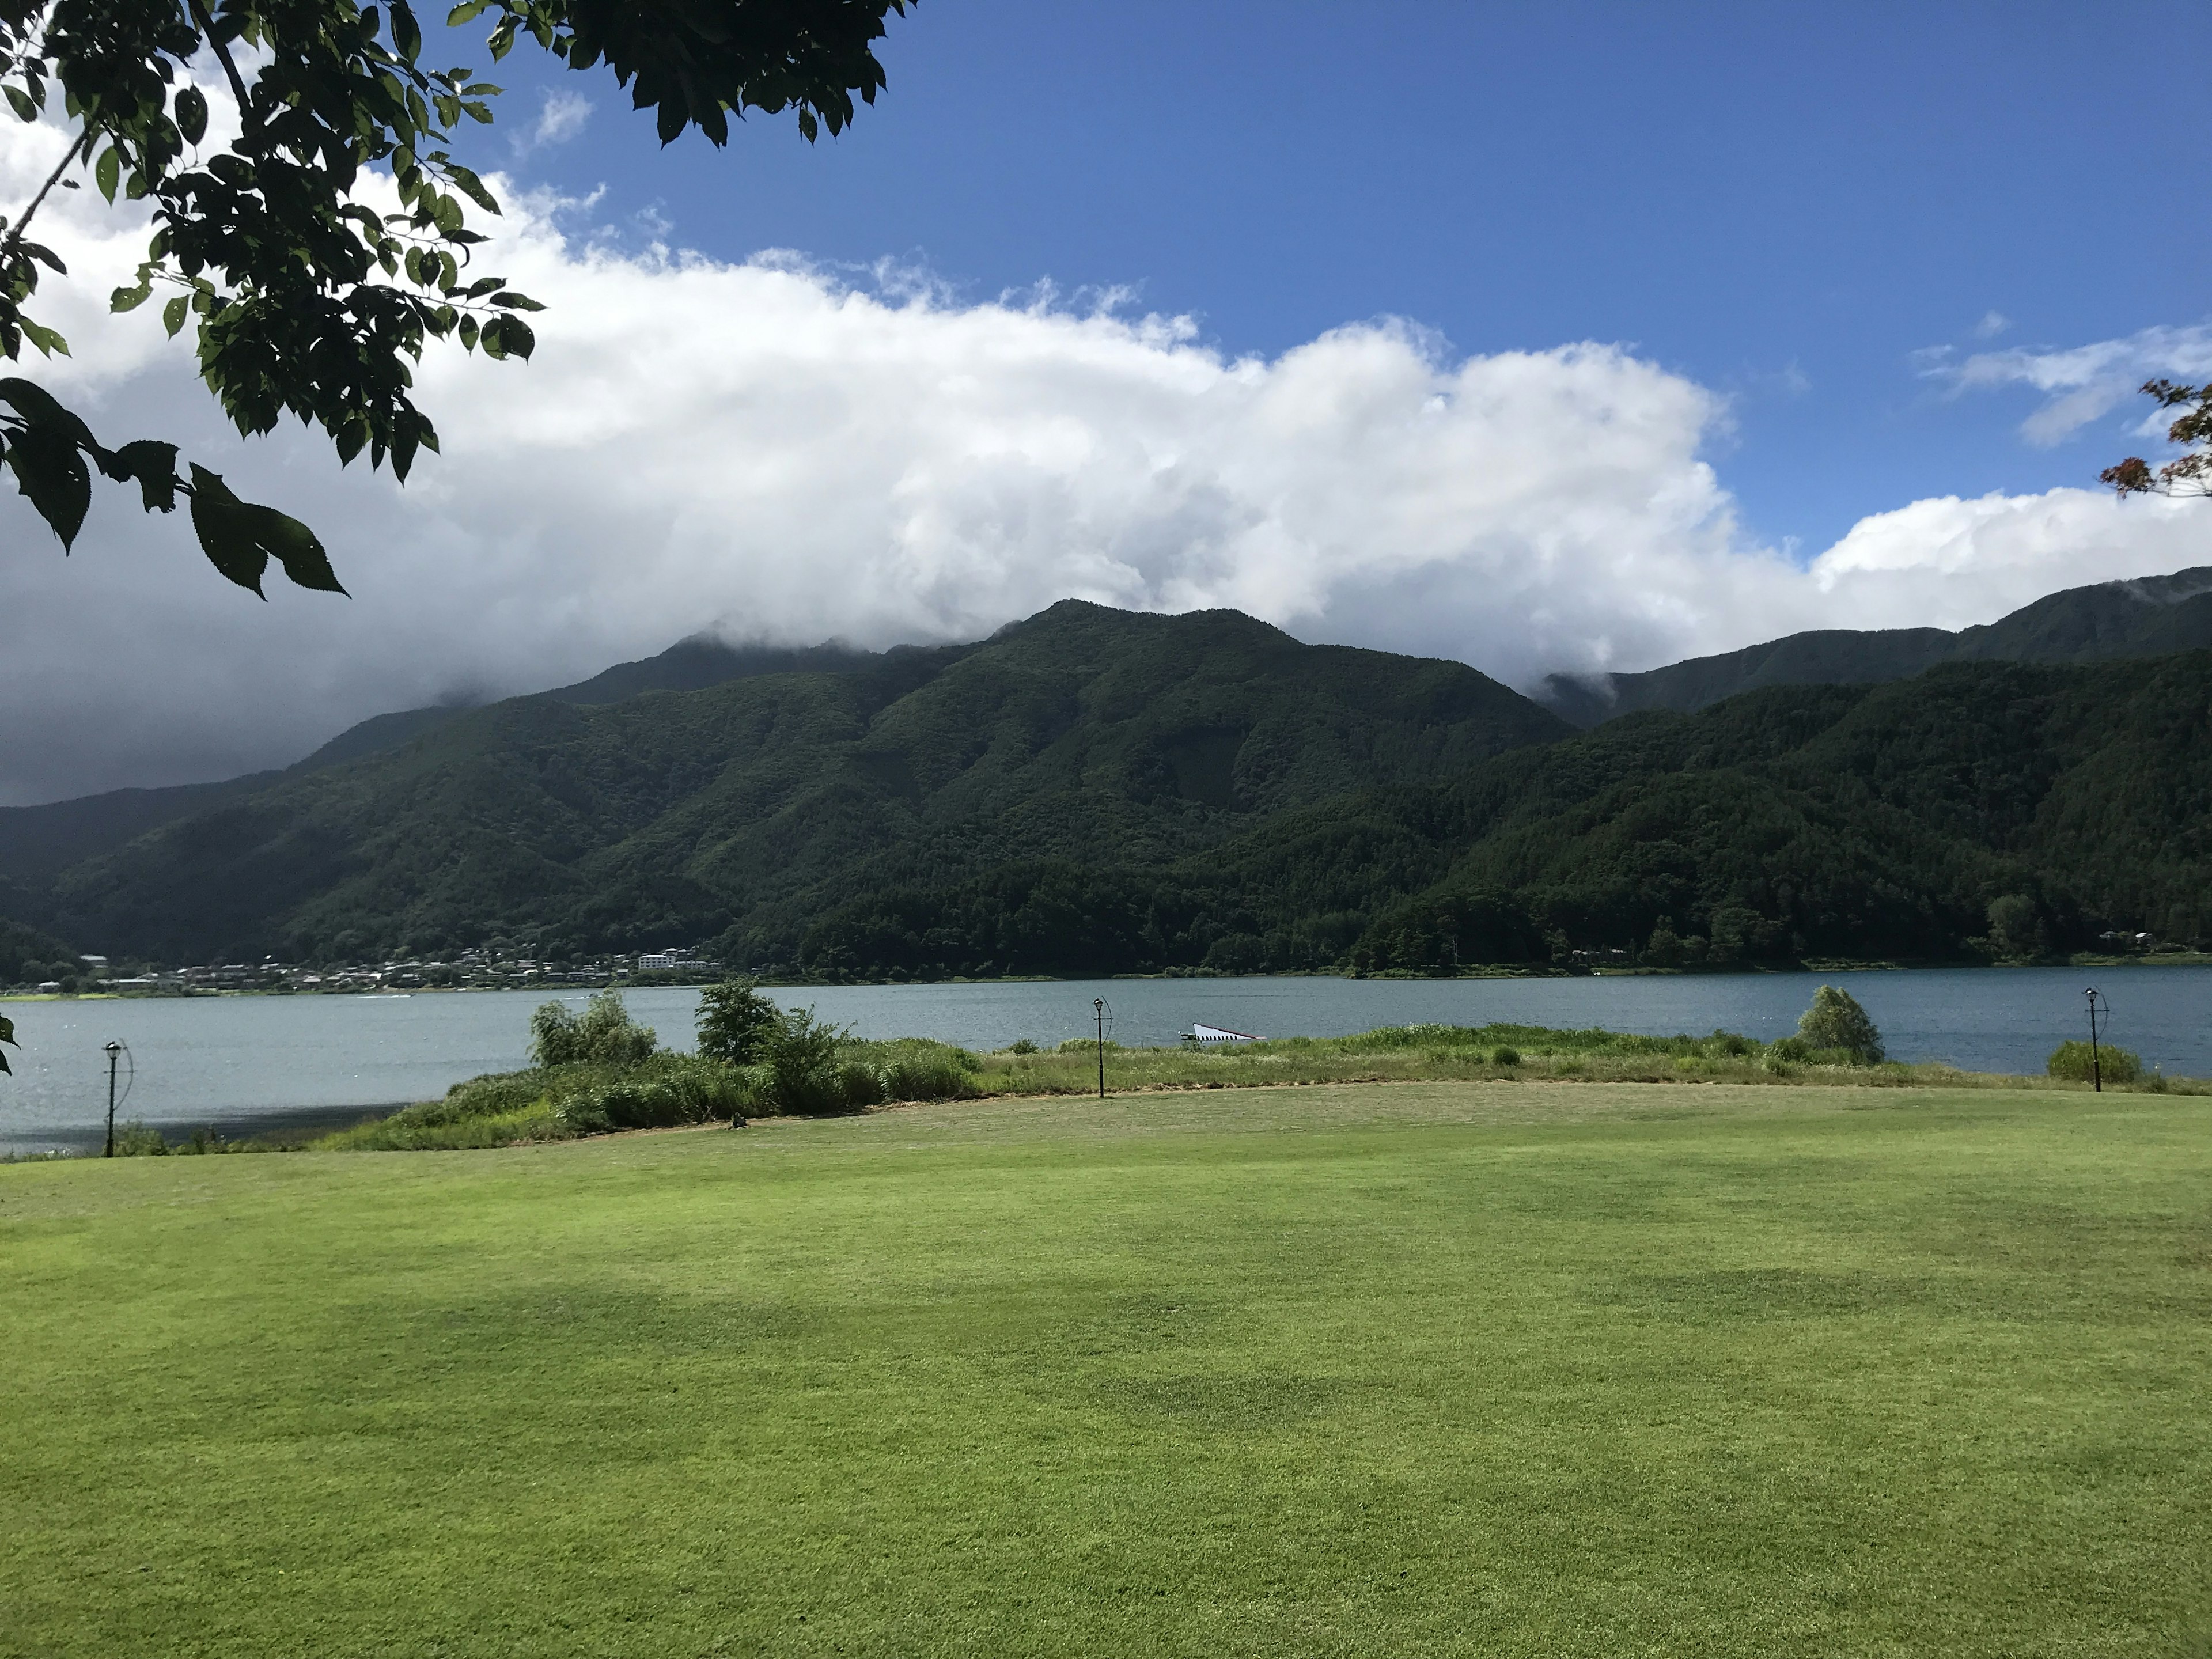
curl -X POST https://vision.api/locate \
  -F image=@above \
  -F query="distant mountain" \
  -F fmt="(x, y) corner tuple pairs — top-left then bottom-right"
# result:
(22, 603), (1568, 964)
(1539, 566), (2212, 725)
(794, 651), (2212, 977)
(0, 634), (899, 887)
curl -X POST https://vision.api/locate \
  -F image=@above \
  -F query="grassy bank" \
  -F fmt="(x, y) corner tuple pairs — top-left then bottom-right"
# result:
(290, 1020), (2203, 1154)
(3, 1080), (2207, 1656)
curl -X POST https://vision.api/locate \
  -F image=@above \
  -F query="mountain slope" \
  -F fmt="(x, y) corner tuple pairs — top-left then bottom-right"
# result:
(790, 653), (2212, 977)
(1540, 566), (2212, 725)
(31, 603), (1569, 963)
(0, 634), (934, 884)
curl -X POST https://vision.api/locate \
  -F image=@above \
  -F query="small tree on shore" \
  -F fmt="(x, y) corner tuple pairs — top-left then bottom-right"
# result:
(696, 976), (782, 1066)
(1797, 985), (1884, 1064)
(530, 988), (655, 1067)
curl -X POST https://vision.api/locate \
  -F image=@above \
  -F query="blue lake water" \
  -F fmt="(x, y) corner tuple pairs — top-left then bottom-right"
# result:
(2, 967), (2203, 1153)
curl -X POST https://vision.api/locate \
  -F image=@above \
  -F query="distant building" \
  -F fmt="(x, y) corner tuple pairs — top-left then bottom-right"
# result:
(639, 951), (716, 973)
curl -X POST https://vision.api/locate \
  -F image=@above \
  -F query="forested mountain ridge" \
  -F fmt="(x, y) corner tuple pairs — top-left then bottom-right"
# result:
(0, 634), (911, 885)
(25, 603), (1568, 964)
(1539, 566), (2212, 724)
(793, 652), (2212, 977)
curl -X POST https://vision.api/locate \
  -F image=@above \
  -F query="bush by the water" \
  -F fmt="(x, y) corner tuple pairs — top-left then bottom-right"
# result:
(696, 978), (783, 1066)
(530, 990), (657, 1068)
(1797, 986), (1884, 1064)
(2046, 1040), (2142, 1085)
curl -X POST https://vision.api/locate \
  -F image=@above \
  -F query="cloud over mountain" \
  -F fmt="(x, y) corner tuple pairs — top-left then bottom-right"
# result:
(3, 119), (2206, 805)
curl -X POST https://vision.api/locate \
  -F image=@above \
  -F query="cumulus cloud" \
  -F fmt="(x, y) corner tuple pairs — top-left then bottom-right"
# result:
(1937, 321), (2212, 446)
(517, 88), (592, 154)
(3, 122), (2210, 805)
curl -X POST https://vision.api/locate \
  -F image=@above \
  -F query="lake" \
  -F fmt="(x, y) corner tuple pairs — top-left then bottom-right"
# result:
(2, 967), (2201, 1153)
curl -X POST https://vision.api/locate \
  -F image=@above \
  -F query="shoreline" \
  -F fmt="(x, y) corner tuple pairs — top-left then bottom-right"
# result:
(9, 952), (2212, 1003)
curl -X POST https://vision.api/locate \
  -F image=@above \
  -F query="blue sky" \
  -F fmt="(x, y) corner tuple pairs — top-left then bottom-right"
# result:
(497, 0), (2207, 556)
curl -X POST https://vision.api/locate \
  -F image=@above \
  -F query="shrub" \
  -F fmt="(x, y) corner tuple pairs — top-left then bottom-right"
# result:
(1490, 1046), (1521, 1067)
(696, 977), (782, 1066)
(2046, 1040), (2142, 1085)
(530, 990), (657, 1068)
(112, 1119), (169, 1156)
(874, 1041), (983, 1102)
(1007, 1039), (1038, 1055)
(1797, 986), (1884, 1064)
(761, 1008), (872, 1116)
(1768, 1036), (1812, 1063)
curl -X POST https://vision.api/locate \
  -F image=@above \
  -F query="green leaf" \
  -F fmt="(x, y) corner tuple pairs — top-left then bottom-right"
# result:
(446, 0), (490, 22)
(445, 164), (500, 215)
(5, 423), (93, 549)
(104, 439), (181, 513)
(184, 465), (267, 595)
(490, 291), (545, 311)
(94, 145), (119, 204)
(392, 0), (425, 62)
(0, 378), (99, 448)
(161, 295), (188, 337)
(176, 85), (208, 145)
(18, 318), (69, 358)
(5, 86), (36, 122)
(111, 281), (153, 313)
(186, 465), (346, 596)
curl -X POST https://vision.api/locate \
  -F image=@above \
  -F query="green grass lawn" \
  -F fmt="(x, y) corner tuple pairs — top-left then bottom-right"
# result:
(3, 1081), (2208, 1657)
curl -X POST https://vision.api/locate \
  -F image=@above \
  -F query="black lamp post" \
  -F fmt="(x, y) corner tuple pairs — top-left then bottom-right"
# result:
(103, 1039), (122, 1157)
(2083, 987), (2105, 1093)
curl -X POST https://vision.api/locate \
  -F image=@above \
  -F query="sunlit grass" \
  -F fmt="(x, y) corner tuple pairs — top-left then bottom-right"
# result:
(3, 1080), (2207, 1656)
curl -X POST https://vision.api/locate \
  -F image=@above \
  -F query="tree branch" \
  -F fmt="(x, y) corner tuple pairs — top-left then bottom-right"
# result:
(0, 124), (89, 262)
(184, 0), (258, 138)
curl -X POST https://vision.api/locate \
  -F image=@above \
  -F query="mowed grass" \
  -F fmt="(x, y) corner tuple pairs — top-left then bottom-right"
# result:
(2, 1082), (2208, 1657)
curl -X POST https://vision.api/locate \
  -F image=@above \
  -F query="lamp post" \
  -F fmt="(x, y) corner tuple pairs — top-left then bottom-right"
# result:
(103, 1039), (121, 1157)
(1094, 997), (1105, 1101)
(2084, 987), (2105, 1093)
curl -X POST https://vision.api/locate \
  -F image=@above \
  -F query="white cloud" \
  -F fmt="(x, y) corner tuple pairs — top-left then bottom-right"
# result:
(1972, 310), (2012, 340)
(1940, 322), (2212, 446)
(5, 126), (2211, 805)
(517, 88), (592, 155)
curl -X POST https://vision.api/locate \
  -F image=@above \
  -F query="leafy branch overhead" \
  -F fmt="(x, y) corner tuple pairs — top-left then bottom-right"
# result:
(0, 0), (912, 594)
(2102, 379), (2212, 498)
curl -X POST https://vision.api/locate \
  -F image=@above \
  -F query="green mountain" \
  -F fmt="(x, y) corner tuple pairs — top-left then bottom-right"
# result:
(797, 651), (2212, 976)
(1539, 566), (2212, 725)
(16, 599), (2212, 980)
(0, 636), (889, 887)
(24, 603), (1567, 966)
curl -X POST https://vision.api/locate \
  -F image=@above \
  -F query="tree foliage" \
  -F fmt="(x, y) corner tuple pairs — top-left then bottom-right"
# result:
(0, 0), (912, 591)
(1797, 984), (1883, 1065)
(2101, 378), (2212, 497)
(695, 974), (780, 1065)
(528, 987), (655, 1066)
